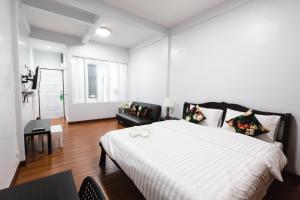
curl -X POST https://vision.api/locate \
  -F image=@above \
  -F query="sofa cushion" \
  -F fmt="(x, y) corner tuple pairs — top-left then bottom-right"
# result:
(126, 104), (139, 116)
(117, 113), (153, 125)
(136, 105), (149, 118)
(132, 101), (161, 121)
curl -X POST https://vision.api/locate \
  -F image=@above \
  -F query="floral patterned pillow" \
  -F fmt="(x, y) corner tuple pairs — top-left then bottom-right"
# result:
(126, 104), (138, 116)
(226, 110), (269, 136)
(185, 105), (206, 124)
(136, 105), (149, 118)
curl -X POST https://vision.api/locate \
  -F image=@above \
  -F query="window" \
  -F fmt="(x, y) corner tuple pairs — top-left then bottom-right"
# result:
(87, 64), (97, 98)
(71, 56), (127, 103)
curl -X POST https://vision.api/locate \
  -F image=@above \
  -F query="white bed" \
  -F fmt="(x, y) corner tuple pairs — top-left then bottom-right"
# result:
(100, 120), (287, 200)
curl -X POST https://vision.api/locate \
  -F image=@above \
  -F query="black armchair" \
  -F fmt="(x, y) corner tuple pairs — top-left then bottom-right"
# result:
(79, 176), (106, 200)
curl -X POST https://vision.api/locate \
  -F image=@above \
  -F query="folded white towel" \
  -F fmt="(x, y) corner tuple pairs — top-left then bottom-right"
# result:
(129, 127), (140, 137)
(140, 129), (150, 138)
(129, 126), (151, 138)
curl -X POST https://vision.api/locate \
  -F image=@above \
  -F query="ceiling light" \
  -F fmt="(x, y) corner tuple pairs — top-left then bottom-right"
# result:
(47, 45), (51, 49)
(96, 27), (111, 37)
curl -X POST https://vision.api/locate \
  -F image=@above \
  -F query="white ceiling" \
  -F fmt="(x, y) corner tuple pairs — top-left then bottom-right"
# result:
(23, 3), (153, 48)
(103, 0), (225, 27)
(23, 0), (227, 48)
(24, 5), (89, 37)
(92, 17), (154, 47)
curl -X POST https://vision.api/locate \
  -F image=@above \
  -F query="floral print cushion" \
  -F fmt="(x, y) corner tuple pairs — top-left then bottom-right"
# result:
(226, 110), (269, 136)
(137, 105), (149, 118)
(126, 104), (138, 116)
(185, 105), (206, 124)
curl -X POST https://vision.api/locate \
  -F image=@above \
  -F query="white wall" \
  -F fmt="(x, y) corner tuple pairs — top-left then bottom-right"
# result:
(67, 42), (128, 122)
(0, 0), (21, 189)
(33, 50), (62, 68)
(16, 2), (34, 161)
(169, 0), (300, 174)
(128, 38), (169, 105)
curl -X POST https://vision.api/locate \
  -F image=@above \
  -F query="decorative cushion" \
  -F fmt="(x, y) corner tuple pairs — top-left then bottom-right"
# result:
(222, 109), (280, 141)
(226, 110), (269, 136)
(185, 105), (206, 124)
(137, 105), (149, 118)
(126, 104), (138, 116)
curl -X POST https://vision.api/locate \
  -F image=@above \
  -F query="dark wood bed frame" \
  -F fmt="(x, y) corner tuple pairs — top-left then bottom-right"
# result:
(99, 102), (292, 168)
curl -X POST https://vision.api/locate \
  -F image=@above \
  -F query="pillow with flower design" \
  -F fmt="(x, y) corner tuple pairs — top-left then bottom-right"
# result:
(126, 104), (138, 116)
(226, 110), (269, 136)
(136, 105), (149, 118)
(185, 105), (206, 124)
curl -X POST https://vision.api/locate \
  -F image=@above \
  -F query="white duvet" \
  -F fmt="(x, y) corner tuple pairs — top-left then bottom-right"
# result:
(100, 120), (287, 200)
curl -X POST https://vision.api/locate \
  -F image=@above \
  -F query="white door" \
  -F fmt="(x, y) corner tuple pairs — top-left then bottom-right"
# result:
(39, 69), (64, 119)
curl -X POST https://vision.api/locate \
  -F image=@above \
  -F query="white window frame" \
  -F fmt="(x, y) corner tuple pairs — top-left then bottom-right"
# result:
(71, 56), (127, 104)
(85, 58), (98, 103)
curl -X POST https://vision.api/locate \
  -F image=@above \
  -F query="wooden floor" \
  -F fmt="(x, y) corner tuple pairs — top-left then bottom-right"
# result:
(16, 118), (300, 200)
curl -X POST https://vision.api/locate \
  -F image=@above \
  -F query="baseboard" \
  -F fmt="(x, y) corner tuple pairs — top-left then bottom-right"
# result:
(283, 170), (300, 180)
(9, 161), (26, 187)
(68, 117), (116, 124)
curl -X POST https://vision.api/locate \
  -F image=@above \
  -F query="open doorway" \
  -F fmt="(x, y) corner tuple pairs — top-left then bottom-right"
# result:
(31, 39), (66, 120)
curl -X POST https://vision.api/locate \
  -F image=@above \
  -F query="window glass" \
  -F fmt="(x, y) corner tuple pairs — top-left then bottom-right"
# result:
(87, 64), (97, 98)
(85, 59), (97, 103)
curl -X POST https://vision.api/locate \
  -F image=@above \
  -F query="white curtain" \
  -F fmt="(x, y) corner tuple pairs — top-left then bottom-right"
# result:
(71, 56), (127, 103)
(71, 57), (85, 103)
(119, 63), (127, 102)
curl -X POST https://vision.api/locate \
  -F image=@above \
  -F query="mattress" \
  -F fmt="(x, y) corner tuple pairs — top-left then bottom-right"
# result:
(100, 120), (287, 200)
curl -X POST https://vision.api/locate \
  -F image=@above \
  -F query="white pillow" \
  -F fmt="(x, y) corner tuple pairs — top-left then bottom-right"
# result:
(198, 107), (223, 128)
(255, 114), (281, 142)
(222, 108), (281, 141)
(221, 109), (243, 132)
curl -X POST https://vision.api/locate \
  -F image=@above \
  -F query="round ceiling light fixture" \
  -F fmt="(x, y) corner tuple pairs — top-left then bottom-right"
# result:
(96, 27), (111, 37)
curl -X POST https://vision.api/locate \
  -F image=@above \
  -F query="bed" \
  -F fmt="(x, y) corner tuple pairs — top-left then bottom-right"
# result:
(99, 102), (291, 200)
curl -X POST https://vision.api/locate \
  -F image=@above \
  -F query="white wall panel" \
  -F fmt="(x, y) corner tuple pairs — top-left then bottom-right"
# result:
(128, 38), (168, 105)
(33, 50), (62, 68)
(0, 0), (20, 189)
(170, 0), (300, 174)
(16, 2), (34, 162)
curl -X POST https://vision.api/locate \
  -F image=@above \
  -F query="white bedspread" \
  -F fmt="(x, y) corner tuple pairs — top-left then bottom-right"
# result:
(100, 120), (287, 200)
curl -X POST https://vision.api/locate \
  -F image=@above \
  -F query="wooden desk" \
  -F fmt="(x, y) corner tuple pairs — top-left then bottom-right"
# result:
(0, 171), (80, 200)
(24, 119), (52, 154)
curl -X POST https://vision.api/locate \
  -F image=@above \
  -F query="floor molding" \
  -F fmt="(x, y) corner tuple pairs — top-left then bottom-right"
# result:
(10, 161), (26, 187)
(284, 170), (300, 180)
(68, 117), (116, 124)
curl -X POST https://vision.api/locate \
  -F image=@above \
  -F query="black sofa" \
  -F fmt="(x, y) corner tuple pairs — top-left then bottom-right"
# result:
(116, 101), (161, 126)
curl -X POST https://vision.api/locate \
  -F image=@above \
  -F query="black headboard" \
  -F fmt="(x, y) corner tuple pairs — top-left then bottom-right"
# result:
(183, 102), (292, 153)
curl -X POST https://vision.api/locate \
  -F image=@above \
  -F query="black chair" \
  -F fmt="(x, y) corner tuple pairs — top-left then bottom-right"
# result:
(79, 176), (106, 200)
